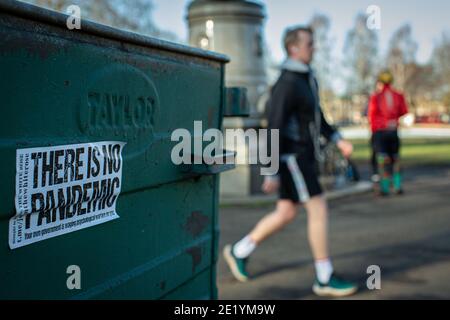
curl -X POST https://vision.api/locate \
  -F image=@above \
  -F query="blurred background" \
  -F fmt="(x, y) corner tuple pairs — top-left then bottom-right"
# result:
(24, 0), (450, 196)
(25, 0), (450, 124)
(23, 0), (450, 299)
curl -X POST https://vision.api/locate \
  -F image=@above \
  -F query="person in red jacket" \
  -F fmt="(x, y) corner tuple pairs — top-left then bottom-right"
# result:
(368, 70), (408, 195)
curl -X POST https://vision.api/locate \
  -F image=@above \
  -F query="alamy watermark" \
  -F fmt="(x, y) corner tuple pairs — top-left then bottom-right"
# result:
(367, 265), (381, 290)
(66, 265), (81, 290)
(171, 121), (279, 176)
(366, 5), (381, 30)
(66, 5), (81, 30)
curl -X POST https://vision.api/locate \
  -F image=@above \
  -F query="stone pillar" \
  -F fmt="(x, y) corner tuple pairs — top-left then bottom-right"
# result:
(186, 0), (269, 196)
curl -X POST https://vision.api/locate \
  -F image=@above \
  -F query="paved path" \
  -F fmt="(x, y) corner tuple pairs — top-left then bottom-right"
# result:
(217, 166), (450, 299)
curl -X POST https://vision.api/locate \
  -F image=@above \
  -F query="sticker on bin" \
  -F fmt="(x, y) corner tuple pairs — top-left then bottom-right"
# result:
(9, 141), (126, 249)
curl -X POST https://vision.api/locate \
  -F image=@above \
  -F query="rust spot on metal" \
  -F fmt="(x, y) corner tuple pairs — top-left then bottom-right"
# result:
(186, 246), (202, 273)
(159, 281), (166, 291)
(184, 211), (209, 237)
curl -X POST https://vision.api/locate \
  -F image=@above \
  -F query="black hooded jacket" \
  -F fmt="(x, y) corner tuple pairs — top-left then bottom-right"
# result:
(266, 66), (340, 158)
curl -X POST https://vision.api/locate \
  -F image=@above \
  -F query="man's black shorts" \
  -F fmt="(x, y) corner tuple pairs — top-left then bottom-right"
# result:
(278, 153), (323, 204)
(373, 130), (400, 156)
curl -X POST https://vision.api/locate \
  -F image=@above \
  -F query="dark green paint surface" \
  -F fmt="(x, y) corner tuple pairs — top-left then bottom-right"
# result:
(0, 2), (227, 299)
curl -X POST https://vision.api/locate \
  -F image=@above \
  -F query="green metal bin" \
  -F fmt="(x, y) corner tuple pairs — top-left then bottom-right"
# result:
(0, 0), (247, 299)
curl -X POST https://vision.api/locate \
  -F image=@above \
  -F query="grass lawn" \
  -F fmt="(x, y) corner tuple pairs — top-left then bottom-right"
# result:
(350, 138), (450, 167)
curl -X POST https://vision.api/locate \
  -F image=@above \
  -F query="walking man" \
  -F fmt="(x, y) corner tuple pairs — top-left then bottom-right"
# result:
(223, 26), (358, 297)
(368, 70), (409, 195)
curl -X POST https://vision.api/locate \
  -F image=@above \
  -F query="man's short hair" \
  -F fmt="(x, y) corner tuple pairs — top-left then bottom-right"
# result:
(283, 25), (313, 55)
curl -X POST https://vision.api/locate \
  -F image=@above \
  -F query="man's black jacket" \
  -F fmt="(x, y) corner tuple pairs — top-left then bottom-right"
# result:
(266, 68), (339, 157)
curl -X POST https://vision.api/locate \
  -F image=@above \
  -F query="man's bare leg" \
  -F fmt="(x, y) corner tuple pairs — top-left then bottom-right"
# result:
(304, 195), (357, 296)
(231, 197), (329, 261)
(223, 199), (298, 282)
(304, 195), (329, 260)
(230, 199), (298, 260)
(248, 199), (299, 244)
(224, 193), (357, 296)
(304, 195), (335, 285)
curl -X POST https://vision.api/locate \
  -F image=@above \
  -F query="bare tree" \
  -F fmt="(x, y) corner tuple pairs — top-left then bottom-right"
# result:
(24, 0), (178, 41)
(309, 13), (338, 118)
(386, 24), (418, 92)
(430, 32), (450, 107)
(343, 13), (379, 97)
(27, 0), (73, 11)
(309, 13), (334, 91)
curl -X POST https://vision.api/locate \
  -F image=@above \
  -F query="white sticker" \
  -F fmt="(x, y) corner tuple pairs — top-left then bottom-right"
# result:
(9, 141), (126, 249)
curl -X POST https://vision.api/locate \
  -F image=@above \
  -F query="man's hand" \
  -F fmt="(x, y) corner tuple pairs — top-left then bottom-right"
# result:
(336, 139), (353, 158)
(262, 176), (280, 194)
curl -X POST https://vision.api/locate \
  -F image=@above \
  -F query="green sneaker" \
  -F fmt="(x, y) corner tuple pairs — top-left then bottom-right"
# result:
(223, 244), (249, 282)
(312, 273), (358, 297)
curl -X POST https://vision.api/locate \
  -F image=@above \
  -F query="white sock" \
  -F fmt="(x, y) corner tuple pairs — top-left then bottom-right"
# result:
(233, 235), (257, 259)
(315, 258), (334, 284)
